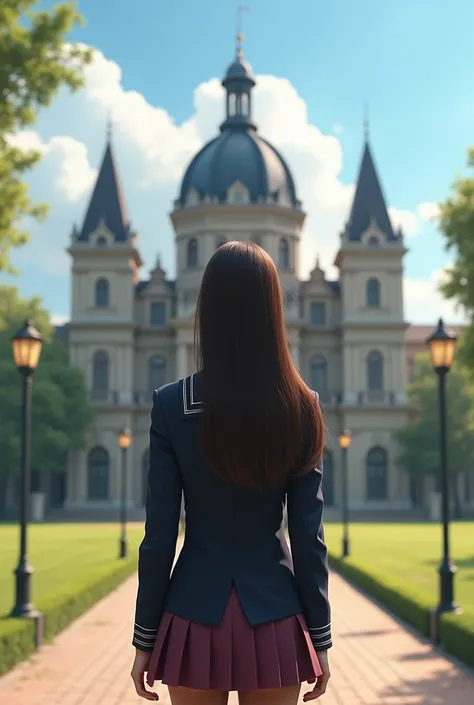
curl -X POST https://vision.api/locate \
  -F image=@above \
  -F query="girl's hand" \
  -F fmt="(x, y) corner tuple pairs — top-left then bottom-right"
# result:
(130, 649), (159, 701)
(303, 649), (330, 701)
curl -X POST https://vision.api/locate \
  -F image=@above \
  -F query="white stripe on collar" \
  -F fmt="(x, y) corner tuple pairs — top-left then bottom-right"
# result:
(182, 374), (203, 415)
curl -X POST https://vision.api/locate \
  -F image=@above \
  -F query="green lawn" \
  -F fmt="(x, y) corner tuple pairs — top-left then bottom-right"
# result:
(323, 522), (474, 616)
(0, 522), (144, 618)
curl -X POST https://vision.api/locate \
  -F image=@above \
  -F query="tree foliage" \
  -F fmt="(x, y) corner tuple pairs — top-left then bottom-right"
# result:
(0, 1), (91, 272)
(438, 148), (474, 368)
(395, 355), (474, 494)
(0, 286), (94, 514)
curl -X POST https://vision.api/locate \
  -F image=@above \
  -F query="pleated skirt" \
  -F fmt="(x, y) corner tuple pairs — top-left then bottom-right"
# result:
(146, 588), (322, 691)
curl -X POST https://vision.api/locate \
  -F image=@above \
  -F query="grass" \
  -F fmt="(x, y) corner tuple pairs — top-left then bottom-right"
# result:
(0, 522), (144, 618)
(323, 522), (474, 616)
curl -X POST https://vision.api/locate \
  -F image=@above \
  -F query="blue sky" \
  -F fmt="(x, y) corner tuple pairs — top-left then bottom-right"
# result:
(4, 0), (474, 322)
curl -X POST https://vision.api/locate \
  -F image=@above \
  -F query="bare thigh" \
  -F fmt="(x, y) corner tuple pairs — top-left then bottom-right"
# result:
(239, 685), (301, 705)
(168, 686), (229, 705)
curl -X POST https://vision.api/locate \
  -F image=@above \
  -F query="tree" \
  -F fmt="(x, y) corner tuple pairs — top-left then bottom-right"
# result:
(395, 354), (474, 516)
(439, 148), (474, 369)
(0, 286), (94, 518)
(0, 1), (91, 272)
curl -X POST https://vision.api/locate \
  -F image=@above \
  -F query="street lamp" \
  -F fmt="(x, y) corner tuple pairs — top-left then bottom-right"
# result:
(426, 318), (459, 618)
(10, 319), (43, 617)
(117, 427), (132, 559)
(338, 429), (351, 558)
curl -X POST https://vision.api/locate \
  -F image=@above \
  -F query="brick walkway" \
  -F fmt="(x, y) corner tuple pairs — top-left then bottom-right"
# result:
(0, 572), (472, 705)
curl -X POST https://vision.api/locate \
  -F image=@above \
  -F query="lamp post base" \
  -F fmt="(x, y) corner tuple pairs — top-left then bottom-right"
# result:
(11, 561), (36, 618)
(119, 537), (128, 559)
(342, 536), (350, 558)
(438, 559), (461, 614)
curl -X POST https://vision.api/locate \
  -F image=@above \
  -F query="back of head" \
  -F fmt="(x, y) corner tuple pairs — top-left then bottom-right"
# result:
(195, 241), (324, 490)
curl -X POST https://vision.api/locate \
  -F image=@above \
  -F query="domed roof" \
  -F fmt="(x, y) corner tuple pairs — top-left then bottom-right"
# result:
(177, 51), (299, 209)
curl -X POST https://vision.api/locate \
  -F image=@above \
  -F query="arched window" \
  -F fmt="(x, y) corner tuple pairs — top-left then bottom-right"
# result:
(149, 355), (166, 394)
(366, 447), (388, 500)
(367, 351), (383, 392)
(366, 278), (381, 308)
(95, 278), (109, 308)
(241, 93), (249, 116)
(322, 448), (334, 506)
(87, 447), (109, 501)
(216, 236), (226, 250)
(228, 93), (236, 116)
(96, 236), (107, 247)
(278, 238), (290, 269)
(310, 355), (327, 392)
(142, 450), (149, 506)
(92, 350), (109, 399)
(187, 238), (198, 268)
(368, 235), (379, 247)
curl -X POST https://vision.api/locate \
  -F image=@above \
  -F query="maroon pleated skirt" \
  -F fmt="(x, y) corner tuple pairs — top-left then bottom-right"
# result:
(146, 588), (322, 691)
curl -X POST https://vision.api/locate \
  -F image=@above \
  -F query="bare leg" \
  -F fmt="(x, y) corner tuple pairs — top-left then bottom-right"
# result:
(168, 686), (229, 705)
(239, 685), (301, 705)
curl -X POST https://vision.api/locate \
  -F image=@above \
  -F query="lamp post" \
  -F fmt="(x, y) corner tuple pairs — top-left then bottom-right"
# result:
(426, 318), (459, 617)
(117, 428), (132, 559)
(10, 319), (43, 617)
(338, 429), (351, 558)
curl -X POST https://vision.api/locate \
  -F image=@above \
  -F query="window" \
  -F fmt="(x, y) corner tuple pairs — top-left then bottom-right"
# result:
(187, 238), (198, 268)
(150, 301), (166, 326)
(322, 449), (334, 506)
(251, 235), (262, 247)
(228, 93), (236, 116)
(368, 235), (380, 247)
(92, 350), (109, 399)
(216, 236), (226, 250)
(278, 238), (290, 269)
(366, 447), (388, 500)
(87, 447), (109, 500)
(149, 355), (166, 393)
(367, 350), (383, 391)
(142, 450), (149, 506)
(366, 278), (381, 308)
(310, 301), (326, 325)
(96, 236), (107, 247)
(310, 355), (327, 392)
(95, 278), (109, 308)
(241, 93), (249, 116)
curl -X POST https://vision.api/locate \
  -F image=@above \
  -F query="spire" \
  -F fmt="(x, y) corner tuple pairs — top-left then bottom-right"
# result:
(78, 133), (130, 242)
(346, 138), (395, 242)
(220, 7), (256, 132)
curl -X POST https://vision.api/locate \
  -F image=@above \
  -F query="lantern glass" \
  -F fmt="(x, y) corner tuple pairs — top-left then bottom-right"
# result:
(118, 429), (132, 449)
(427, 319), (457, 371)
(338, 430), (351, 450)
(11, 320), (43, 373)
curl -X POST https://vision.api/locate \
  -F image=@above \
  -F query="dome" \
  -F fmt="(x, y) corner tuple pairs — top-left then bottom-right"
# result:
(177, 50), (299, 209)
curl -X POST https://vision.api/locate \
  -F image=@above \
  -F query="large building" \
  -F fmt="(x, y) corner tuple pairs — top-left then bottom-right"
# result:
(65, 48), (414, 515)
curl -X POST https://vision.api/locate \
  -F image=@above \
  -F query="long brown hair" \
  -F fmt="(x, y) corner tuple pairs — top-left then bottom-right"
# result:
(195, 241), (324, 490)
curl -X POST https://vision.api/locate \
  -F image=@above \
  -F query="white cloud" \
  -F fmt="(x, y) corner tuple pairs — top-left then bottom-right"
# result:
(404, 267), (466, 325)
(417, 201), (441, 222)
(10, 46), (446, 322)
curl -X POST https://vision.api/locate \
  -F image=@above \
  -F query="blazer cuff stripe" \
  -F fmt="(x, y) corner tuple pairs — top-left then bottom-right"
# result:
(308, 623), (330, 632)
(309, 628), (331, 639)
(134, 623), (158, 633)
(134, 627), (158, 638)
(132, 638), (154, 652)
(311, 637), (332, 649)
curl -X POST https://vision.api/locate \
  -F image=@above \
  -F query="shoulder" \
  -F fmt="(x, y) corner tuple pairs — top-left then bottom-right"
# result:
(153, 374), (203, 420)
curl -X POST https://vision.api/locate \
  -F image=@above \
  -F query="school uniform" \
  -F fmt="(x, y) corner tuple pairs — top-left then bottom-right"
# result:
(133, 372), (331, 691)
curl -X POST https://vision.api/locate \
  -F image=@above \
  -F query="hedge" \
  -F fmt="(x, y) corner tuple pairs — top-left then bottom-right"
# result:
(0, 558), (137, 676)
(329, 551), (474, 670)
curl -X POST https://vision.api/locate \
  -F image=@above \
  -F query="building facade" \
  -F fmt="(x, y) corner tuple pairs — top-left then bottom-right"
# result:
(65, 49), (413, 514)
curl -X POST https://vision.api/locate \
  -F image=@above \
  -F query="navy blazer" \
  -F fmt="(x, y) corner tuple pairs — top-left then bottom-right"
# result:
(133, 373), (332, 653)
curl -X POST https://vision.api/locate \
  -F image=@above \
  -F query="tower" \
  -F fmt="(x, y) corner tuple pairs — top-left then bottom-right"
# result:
(334, 136), (410, 509)
(67, 135), (142, 509)
(170, 46), (305, 376)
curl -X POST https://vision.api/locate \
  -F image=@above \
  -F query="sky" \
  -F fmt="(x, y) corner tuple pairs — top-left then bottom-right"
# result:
(4, 0), (474, 324)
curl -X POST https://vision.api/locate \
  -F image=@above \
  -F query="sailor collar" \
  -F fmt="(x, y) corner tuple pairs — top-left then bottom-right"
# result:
(182, 373), (203, 417)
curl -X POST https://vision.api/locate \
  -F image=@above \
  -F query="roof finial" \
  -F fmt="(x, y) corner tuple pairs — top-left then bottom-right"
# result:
(236, 5), (249, 56)
(106, 112), (113, 143)
(363, 101), (370, 142)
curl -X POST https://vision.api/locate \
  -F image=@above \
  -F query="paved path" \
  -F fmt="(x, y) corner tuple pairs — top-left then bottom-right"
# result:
(0, 572), (473, 705)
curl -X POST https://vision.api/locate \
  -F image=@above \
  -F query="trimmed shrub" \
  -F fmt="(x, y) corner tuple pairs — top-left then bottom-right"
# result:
(0, 559), (136, 676)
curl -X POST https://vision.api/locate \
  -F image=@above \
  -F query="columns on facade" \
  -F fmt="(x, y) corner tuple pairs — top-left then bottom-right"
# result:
(177, 342), (188, 379)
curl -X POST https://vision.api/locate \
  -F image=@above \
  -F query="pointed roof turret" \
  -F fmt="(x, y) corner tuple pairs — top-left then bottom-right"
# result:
(78, 136), (130, 242)
(346, 139), (395, 242)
